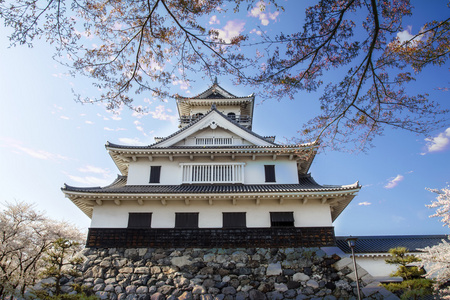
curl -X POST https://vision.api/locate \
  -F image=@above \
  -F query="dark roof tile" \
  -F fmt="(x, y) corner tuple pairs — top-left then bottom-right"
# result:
(336, 235), (448, 253)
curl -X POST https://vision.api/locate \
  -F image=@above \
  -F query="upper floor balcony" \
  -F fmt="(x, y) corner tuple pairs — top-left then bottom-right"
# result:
(179, 114), (252, 126)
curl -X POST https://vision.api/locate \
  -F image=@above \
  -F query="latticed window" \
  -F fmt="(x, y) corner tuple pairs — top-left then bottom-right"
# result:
(128, 213), (152, 228)
(180, 163), (245, 184)
(175, 213), (199, 228)
(223, 212), (246, 228)
(195, 137), (233, 145)
(270, 212), (294, 227)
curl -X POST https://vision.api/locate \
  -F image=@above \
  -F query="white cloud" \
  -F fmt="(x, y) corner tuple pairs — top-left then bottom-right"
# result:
(78, 165), (109, 175)
(150, 105), (177, 121)
(215, 20), (245, 43)
(104, 127), (114, 131)
(118, 138), (147, 146)
(396, 26), (423, 44)
(60, 116), (70, 120)
(422, 127), (450, 154)
(358, 202), (372, 206)
(249, 1), (280, 26)
(66, 174), (112, 187)
(85, 120), (94, 124)
(250, 28), (263, 36)
(384, 174), (404, 189)
(209, 15), (220, 25)
(1, 138), (69, 161)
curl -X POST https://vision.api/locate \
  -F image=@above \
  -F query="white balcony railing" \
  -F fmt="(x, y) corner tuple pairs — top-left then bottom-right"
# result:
(180, 163), (245, 184)
(195, 137), (233, 146)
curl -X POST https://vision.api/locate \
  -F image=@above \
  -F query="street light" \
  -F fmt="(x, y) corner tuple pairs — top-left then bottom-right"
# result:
(346, 236), (362, 300)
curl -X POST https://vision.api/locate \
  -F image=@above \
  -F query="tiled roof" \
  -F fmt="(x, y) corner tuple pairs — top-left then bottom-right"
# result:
(336, 235), (448, 254)
(63, 174), (359, 194)
(176, 81), (252, 99)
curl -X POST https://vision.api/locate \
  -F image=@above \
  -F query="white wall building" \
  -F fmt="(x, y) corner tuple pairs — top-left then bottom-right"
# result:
(62, 81), (361, 248)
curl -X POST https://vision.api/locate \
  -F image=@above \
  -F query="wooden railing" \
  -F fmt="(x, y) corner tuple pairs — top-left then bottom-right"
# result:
(179, 115), (251, 124)
(195, 137), (233, 145)
(180, 163), (245, 184)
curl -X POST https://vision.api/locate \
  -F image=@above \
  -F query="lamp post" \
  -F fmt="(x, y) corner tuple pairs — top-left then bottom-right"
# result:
(346, 237), (362, 300)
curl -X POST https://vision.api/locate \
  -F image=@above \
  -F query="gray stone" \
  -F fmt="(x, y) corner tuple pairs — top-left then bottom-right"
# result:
(115, 286), (123, 294)
(178, 291), (194, 300)
(222, 286), (237, 295)
(192, 285), (207, 294)
(150, 293), (165, 300)
(266, 291), (284, 300)
(200, 295), (214, 300)
(136, 286), (149, 294)
(171, 256), (192, 267)
(120, 267), (134, 274)
(126, 285), (137, 294)
(231, 251), (248, 263)
(284, 289), (297, 298)
(266, 262), (282, 276)
(135, 267), (150, 274)
(100, 259), (112, 268)
(274, 283), (288, 292)
(95, 291), (109, 300)
(293, 273), (310, 282)
(306, 280), (319, 289)
(105, 278), (117, 285)
(249, 289), (266, 300)
(104, 284), (115, 292)
(93, 283), (105, 292)
(236, 291), (248, 300)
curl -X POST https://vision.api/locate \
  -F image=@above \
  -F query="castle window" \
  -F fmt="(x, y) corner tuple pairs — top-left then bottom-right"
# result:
(128, 213), (152, 228)
(227, 112), (236, 120)
(270, 212), (294, 227)
(180, 163), (245, 184)
(175, 213), (199, 228)
(149, 166), (161, 183)
(223, 212), (246, 228)
(264, 165), (276, 182)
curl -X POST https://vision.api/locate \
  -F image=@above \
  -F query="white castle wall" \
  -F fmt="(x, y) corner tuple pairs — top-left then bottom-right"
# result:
(89, 199), (332, 228)
(127, 156), (299, 185)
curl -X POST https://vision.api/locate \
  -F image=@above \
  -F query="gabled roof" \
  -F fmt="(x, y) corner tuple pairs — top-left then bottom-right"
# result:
(176, 81), (255, 125)
(150, 106), (276, 148)
(62, 174), (360, 220)
(105, 107), (317, 175)
(177, 79), (252, 100)
(336, 235), (448, 255)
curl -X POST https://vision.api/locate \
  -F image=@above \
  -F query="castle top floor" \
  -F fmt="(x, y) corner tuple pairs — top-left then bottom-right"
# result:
(176, 79), (254, 130)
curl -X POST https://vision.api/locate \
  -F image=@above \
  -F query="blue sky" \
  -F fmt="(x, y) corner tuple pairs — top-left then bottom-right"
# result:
(0, 1), (449, 237)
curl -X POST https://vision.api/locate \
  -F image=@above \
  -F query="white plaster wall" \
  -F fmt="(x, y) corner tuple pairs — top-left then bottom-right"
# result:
(355, 256), (397, 277)
(126, 156), (299, 185)
(90, 199), (332, 228)
(191, 105), (240, 116)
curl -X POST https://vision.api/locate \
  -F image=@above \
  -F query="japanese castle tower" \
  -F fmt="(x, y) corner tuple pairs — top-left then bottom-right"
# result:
(62, 81), (360, 248)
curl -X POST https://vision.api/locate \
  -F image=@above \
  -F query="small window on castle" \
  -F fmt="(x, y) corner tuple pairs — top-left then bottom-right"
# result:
(175, 213), (199, 228)
(128, 213), (152, 228)
(270, 212), (294, 227)
(149, 166), (161, 183)
(264, 165), (276, 182)
(223, 212), (246, 228)
(227, 112), (236, 120)
(194, 113), (204, 119)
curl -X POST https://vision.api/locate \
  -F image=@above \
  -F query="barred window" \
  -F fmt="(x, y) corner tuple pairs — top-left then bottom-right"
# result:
(128, 213), (152, 228)
(270, 212), (294, 227)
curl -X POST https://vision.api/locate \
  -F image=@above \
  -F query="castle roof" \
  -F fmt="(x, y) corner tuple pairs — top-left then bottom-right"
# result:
(63, 174), (360, 221)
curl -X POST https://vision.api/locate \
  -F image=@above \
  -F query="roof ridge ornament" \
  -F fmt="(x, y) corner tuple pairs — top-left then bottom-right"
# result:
(211, 103), (217, 110)
(214, 76), (218, 85)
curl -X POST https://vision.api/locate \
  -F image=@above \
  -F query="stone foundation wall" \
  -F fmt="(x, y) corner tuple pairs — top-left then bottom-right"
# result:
(59, 247), (398, 300)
